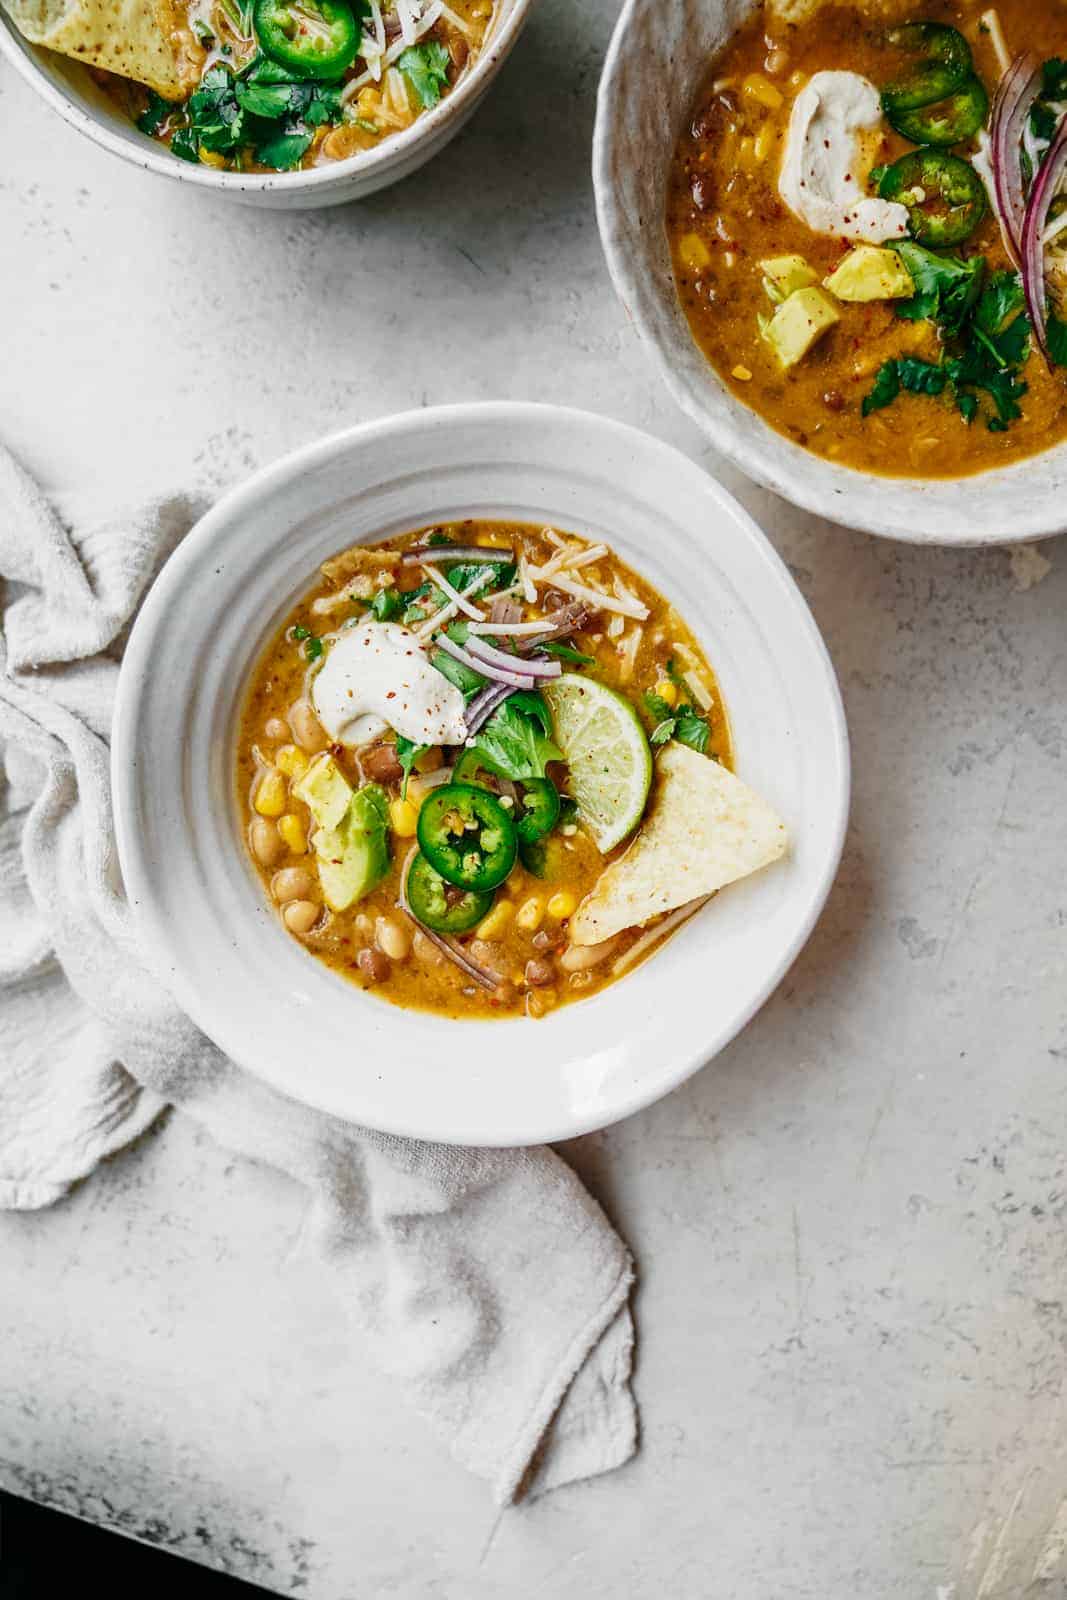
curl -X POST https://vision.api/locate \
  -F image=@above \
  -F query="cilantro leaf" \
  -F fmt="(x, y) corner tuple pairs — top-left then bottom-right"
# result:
(304, 634), (324, 662)
(538, 640), (595, 666)
(236, 79), (296, 118)
(892, 243), (985, 335)
(397, 41), (451, 108)
(444, 559), (516, 592)
(138, 91), (174, 136)
(643, 691), (710, 754)
(674, 707), (710, 754)
(468, 698), (562, 781)
(862, 361), (901, 416)
(169, 127), (200, 162)
(256, 130), (313, 170)
(369, 587), (402, 621)
(505, 690), (554, 739)
(395, 736), (427, 799)
(897, 357), (948, 396)
(1048, 315), (1067, 368)
(644, 691), (675, 723)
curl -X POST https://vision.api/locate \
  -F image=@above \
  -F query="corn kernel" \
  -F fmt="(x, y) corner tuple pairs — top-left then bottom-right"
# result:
(275, 744), (309, 779)
(254, 770), (287, 818)
(737, 136), (756, 172)
(198, 147), (227, 169)
(547, 891), (578, 920)
(741, 72), (783, 110)
(516, 896), (544, 932)
(732, 365), (754, 382)
(654, 679), (678, 706)
(390, 798), (419, 837)
(278, 813), (308, 854)
(476, 900), (514, 942)
(754, 121), (776, 162)
(678, 232), (712, 273)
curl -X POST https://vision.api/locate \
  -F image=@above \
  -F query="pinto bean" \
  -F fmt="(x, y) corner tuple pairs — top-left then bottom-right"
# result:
(524, 958), (555, 988)
(362, 742), (404, 784)
(357, 947), (391, 984)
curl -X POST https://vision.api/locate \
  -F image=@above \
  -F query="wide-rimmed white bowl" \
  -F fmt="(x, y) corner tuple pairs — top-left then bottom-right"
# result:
(593, 0), (1067, 546)
(112, 402), (849, 1145)
(0, 0), (533, 207)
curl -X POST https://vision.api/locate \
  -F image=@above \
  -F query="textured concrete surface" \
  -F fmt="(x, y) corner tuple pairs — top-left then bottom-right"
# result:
(2, 1), (1066, 1595)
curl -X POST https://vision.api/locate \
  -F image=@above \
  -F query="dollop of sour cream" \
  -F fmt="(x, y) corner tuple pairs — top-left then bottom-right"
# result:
(312, 619), (468, 749)
(778, 71), (909, 244)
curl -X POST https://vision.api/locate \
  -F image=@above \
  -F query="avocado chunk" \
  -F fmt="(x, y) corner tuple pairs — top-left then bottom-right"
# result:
(824, 246), (915, 303)
(764, 286), (840, 369)
(314, 783), (391, 913)
(293, 753), (352, 832)
(760, 254), (819, 301)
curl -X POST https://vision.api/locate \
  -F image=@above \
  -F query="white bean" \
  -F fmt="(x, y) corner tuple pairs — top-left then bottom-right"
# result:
(272, 867), (315, 904)
(250, 817), (284, 867)
(289, 699), (327, 754)
(376, 916), (411, 961)
(284, 900), (320, 935)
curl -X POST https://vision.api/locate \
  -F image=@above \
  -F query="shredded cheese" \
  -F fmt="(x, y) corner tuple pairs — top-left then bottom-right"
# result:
(413, 567), (494, 641)
(980, 8), (1011, 76)
(543, 572), (650, 620)
(343, 0), (445, 99)
(468, 618), (555, 636)
(422, 562), (488, 621)
(519, 554), (537, 604)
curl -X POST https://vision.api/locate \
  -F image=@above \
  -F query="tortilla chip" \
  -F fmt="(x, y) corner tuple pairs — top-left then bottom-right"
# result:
(569, 742), (788, 945)
(321, 546), (403, 587)
(3, 0), (201, 99)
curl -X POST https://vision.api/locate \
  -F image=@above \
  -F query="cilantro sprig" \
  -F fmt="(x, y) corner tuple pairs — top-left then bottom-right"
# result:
(862, 248), (1034, 431)
(158, 54), (345, 170)
(397, 41), (451, 108)
(644, 662), (711, 755)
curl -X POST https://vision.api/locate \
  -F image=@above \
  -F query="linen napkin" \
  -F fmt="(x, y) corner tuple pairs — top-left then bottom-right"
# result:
(0, 443), (637, 1503)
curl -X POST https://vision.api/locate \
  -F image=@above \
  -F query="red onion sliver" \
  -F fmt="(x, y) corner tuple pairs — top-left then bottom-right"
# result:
(401, 545), (514, 567)
(464, 681), (515, 736)
(465, 635), (562, 679)
(435, 630), (537, 690)
(399, 848), (499, 991)
(1022, 116), (1067, 365)
(991, 53), (1043, 266)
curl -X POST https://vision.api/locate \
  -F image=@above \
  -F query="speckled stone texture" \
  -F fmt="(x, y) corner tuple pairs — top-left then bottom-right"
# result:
(1, 2), (1066, 1595)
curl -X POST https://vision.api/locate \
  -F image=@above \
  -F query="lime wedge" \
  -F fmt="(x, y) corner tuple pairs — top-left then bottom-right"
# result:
(542, 673), (652, 853)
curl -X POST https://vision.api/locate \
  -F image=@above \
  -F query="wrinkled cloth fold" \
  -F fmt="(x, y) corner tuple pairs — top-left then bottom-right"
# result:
(0, 444), (636, 1502)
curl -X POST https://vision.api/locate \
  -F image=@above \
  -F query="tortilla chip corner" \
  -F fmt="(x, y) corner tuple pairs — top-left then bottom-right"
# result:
(570, 743), (788, 944)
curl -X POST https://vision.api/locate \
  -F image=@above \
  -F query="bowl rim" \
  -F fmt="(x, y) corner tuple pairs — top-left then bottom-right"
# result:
(591, 0), (1067, 547)
(0, 0), (535, 193)
(111, 401), (850, 1144)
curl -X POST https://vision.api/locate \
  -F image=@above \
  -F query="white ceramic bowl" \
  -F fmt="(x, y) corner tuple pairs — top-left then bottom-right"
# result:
(593, 0), (1067, 546)
(0, 0), (533, 207)
(112, 402), (849, 1144)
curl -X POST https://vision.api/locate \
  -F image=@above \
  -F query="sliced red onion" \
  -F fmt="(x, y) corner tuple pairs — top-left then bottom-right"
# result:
(513, 602), (589, 654)
(402, 545), (514, 566)
(399, 848), (499, 991)
(991, 53), (1044, 265)
(464, 634), (562, 679)
(463, 681), (515, 735)
(435, 629), (537, 689)
(1022, 116), (1067, 365)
